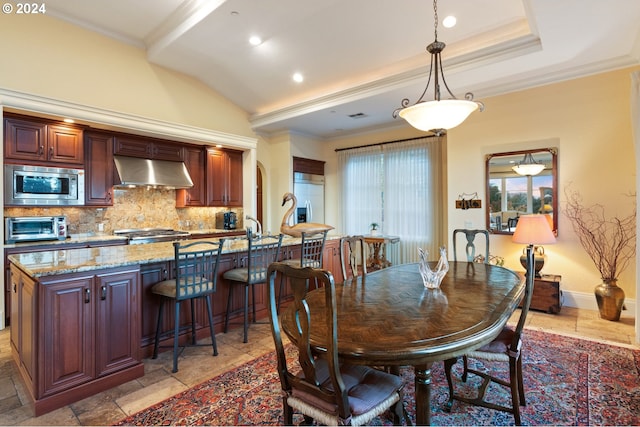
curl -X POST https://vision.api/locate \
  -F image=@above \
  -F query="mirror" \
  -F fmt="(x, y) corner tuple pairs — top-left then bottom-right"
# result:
(485, 148), (558, 235)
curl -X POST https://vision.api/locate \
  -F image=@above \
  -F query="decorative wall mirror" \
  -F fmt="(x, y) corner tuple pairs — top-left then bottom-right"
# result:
(485, 148), (558, 235)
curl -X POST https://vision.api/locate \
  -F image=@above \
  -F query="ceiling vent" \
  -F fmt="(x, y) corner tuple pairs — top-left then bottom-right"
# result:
(348, 112), (368, 119)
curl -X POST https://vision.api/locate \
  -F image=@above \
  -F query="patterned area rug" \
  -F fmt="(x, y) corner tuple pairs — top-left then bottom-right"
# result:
(115, 330), (640, 426)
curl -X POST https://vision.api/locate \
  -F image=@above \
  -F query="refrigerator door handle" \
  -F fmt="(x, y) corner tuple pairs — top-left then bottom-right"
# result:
(307, 200), (312, 222)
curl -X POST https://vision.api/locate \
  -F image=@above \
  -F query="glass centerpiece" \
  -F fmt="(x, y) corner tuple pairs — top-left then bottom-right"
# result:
(418, 246), (449, 289)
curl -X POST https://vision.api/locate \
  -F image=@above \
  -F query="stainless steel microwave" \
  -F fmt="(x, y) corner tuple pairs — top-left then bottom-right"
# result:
(4, 164), (85, 206)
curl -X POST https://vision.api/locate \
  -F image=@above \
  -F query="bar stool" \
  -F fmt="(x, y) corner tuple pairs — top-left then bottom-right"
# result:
(277, 230), (328, 311)
(224, 232), (283, 343)
(151, 240), (224, 373)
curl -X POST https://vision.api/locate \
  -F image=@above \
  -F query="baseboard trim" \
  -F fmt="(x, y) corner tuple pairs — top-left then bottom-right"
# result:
(562, 290), (636, 318)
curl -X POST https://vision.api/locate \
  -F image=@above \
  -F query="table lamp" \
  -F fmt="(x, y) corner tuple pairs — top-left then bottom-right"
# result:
(512, 215), (557, 285)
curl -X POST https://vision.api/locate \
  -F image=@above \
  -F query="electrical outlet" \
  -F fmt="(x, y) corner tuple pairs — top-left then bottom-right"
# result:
(98, 223), (104, 232)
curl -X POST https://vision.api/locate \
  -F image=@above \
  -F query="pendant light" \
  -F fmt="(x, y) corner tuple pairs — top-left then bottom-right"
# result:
(393, 0), (484, 134)
(512, 153), (545, 176)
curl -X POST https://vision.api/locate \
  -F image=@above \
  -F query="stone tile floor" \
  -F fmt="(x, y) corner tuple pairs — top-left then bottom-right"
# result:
(0, 307), (636, 426)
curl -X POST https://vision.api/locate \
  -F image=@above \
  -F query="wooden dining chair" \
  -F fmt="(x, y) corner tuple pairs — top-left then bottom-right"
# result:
(266, 262), (406, 426)
(443, 252), (535, 425)
(453, 229), (490, 263)
(224, 231), (283, 343)
(277, 230), (328, 311)
(339, 235), (368, 283)
(151, 240), (224, 373)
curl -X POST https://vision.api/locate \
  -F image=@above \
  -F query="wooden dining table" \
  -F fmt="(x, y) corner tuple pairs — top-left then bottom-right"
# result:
(280, 261), (524, 426)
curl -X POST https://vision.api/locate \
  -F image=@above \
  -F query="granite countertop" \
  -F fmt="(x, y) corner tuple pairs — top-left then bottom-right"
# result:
(8, 233), (342, 278)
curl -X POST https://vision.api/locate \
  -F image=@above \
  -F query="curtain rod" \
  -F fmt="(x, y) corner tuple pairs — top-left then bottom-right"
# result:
(334, 135), (439, 152)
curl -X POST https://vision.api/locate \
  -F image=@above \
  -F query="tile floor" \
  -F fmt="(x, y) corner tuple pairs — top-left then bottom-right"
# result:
(0, 307), (636, 426)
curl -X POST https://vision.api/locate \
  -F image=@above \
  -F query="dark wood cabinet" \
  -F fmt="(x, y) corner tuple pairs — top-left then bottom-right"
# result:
(113, 135), (183, 162)
(519, 273), (562, 313)
(84, 131), (114, 206)
(4, 115), (83, 166)
(8, 264), (143, 415)
(9, 266), (36, 387)
(207, 148), (243, 207)
(176, 146), (206, 207)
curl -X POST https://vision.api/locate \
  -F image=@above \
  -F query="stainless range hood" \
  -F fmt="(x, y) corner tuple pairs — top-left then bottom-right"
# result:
(113, 156), (193, 189)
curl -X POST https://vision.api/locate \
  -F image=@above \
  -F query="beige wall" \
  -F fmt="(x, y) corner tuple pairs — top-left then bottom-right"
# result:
(323, 68), (638, 308)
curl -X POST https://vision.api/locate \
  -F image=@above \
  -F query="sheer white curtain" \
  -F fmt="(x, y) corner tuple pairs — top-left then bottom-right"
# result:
(338, 136), (447, 265)
(338, 144), (383, 235)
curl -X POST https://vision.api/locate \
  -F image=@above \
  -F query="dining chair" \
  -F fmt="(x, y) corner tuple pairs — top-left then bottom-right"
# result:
(266, 262), (406, 426)
(443, 251), (535, 425)
(339, 235), (368, 283)
(224, 231), (283, 343)
(276, 230), (328, 311)
(452, 229), (490, 263)
(151, 240), (224, 373)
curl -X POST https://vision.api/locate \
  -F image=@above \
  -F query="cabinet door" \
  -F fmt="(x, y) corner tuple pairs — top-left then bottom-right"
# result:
(226, 149), (244, 207)
(206, 149), (244, 207)
(95, 269), (140, 376)
(139, 262), (172, 349)
(47, 124), (84, 165)
(176, 146), (206, 207)
(4, 117), (47, 162)
(206, 149), (226, 206)
(20, 273), (37, 386)
(40, 276), (94, 398)
(152, 141), (183, 161)
(113, 136), (151, 158)
(9, 266), (20, 353)
(84, 131), (114, 206)
(323, 240), (344, 285)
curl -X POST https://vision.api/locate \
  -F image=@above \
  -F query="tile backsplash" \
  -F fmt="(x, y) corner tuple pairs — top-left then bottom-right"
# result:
(4, 187), (242, 235)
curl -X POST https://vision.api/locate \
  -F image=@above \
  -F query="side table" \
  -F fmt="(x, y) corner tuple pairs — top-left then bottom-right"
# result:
(363, 235), (400, 271)
(520, 273), (562, 314)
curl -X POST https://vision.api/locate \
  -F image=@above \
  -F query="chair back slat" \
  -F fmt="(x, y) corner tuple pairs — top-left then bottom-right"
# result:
(340, 235), (367, 282)
(174, 240), (224, 301)
(299, 230), (328, 268)
(246, 233), (283, 284)
(453, 229), (490, 263)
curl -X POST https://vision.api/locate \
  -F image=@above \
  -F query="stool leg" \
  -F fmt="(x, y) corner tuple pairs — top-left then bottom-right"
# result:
(205, 295), (218, 356)
(225, 283), (233, 333)
(152, 298), (165, 359)
(251, 284), (257, 323)
(243, 283), (249, 343)
(172, 301), (180, 373)
(190, 298), (196, 345)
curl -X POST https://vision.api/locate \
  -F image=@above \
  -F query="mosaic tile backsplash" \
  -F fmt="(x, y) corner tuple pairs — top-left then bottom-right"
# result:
(4, 187), (243, 235)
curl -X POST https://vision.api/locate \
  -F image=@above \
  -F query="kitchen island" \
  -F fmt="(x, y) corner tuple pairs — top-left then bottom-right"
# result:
(7, 234), (343, 416)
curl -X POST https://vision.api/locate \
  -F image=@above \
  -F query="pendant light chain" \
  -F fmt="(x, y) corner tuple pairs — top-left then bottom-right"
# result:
(433, 0), (438, 42)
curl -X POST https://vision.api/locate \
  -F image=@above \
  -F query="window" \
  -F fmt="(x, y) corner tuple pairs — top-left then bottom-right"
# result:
(337, 136), (446, 264)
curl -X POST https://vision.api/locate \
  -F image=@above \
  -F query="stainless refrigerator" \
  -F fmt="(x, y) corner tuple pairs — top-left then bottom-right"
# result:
(293, 172), (325, 224)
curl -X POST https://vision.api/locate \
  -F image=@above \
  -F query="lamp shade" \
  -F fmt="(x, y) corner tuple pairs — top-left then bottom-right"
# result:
(512, 214), (557, 245)
(398, 99), (480, 132)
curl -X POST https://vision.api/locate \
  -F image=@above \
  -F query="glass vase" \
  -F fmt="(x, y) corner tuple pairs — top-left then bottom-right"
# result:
(418, 246), (449, 289)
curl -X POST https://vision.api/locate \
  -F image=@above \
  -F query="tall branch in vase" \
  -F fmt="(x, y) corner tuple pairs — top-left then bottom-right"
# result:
(564, 187), (636, 321)
(564, 188), (636, 280)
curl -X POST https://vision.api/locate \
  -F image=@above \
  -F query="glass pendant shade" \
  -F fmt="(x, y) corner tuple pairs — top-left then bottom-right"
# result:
(398, 99), (481, 132)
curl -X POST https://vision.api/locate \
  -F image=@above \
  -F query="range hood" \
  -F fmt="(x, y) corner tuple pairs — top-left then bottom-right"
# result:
(113, 156), (193, 189)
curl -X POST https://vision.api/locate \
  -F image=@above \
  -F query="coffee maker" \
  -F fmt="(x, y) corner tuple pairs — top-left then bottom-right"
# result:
(216, 211), (237, 230)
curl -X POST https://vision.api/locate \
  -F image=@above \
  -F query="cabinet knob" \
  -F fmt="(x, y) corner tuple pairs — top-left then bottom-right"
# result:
(84, 288), (91, 303)
(101, 286), (107, 300)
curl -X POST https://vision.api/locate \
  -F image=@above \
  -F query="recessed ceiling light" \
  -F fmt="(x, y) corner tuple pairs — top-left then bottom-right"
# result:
(292, 72), (304, 83)
(249, 35), (262, 46)
(443, 15), (456, 28)
(63, 118), (75, 123)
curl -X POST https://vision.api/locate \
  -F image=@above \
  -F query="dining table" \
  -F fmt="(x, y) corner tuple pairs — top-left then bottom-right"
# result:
(280, 261), (524, 426)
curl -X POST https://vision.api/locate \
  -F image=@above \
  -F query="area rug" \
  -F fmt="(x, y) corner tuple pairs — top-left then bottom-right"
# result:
(115, 329), (640, 426)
